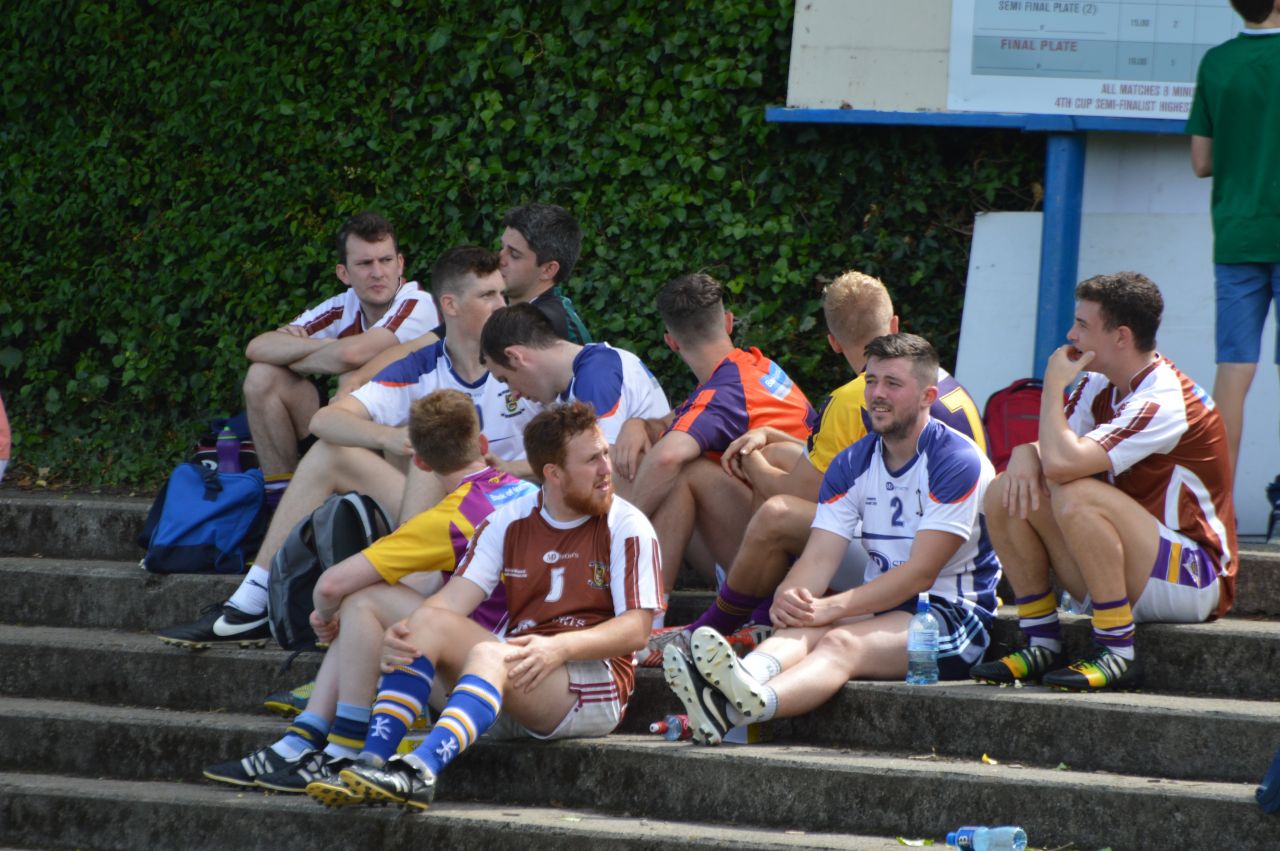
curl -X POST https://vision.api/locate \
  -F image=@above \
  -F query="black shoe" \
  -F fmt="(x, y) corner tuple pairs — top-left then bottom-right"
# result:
(970, 645), (1065, 685)
(155, 602), (271, 649)
(662, 644), (733, 746)
(340, 756), (437, 811)
(256, 751), (351, 794)
(1042, 647), (1144, 691)
(204, 745), (310, 788)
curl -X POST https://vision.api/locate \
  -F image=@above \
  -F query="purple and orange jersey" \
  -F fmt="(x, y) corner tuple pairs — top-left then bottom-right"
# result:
(666, 347), (817, 462)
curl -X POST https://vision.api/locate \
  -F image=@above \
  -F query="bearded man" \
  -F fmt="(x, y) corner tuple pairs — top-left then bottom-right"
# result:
(310, 401), (664, 811)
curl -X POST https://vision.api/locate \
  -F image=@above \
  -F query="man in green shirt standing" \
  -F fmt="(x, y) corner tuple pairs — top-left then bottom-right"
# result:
(1187, 0), (1280, 539)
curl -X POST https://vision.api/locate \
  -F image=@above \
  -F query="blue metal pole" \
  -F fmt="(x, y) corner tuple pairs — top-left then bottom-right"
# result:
(1033, 133), (1086, 378)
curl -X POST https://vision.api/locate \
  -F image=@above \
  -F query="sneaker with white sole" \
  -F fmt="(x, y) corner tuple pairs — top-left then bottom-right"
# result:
(662, 644), (733, 746)
(340, 755), (437, 811)
(203, 745), (310, 788)
(155, 602), (270, 649)
(690, 626), (768, 720)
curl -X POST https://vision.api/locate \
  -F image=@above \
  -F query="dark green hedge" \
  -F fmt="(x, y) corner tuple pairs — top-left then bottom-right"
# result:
(0, 0), (1040, 488)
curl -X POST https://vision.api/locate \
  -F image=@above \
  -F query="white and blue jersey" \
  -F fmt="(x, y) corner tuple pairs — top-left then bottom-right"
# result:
(813, 418), (1000, 666)
(351, 339), (538, 461)
(563, 343), (670, 444)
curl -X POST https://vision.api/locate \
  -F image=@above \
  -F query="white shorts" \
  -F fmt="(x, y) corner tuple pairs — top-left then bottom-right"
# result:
(486, 659), (623, 741)
(1131, 523), (1222, 624)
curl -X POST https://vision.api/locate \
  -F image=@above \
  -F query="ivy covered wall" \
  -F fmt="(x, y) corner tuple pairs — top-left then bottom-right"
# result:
(0, 0), (1040, 487)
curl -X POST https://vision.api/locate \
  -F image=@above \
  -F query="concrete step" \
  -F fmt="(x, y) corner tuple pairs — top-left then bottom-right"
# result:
(1, 717), (1271, 849)
(3, 487), (1279, 614)
(0, 493), (150, 561)
(8, 551), (1280, 640)
(0, 772), (901, 851)
(0, 558), (242, 632)
(775, 681), (1280, 785)
(0, 625), (321, 716)
(5, 633), (1279, 788)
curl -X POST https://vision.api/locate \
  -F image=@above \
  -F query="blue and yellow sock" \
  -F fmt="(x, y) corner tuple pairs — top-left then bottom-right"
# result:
(411, 674), (502, 776)
(1092, 597), (1136, 660)
(359, 656), (434, 766)
(323, 702), (370, 759)
(1015, 589), (1063, 653)
(272, 710), (328, 758)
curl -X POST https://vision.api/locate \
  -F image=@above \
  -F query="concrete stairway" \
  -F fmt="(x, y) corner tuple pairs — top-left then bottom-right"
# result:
(1, 492), (1278, 849)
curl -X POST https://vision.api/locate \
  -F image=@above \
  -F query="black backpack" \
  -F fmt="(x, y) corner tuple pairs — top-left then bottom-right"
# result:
(267, 491), (392, 650)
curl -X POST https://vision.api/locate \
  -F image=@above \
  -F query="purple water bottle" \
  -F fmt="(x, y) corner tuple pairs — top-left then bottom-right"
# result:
(216, 426), (241, 474)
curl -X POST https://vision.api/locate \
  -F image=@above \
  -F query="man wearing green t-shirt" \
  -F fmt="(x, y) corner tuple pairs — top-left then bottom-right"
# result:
(1187, 0), (1280, 512)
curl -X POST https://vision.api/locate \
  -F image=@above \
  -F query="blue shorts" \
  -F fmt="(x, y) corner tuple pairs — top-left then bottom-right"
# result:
(1214, 262), (1280, 364)
(883, 594), (993, 680)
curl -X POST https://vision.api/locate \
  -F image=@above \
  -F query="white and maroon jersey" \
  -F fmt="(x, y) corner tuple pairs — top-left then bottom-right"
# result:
(351, 339), (537, 461)
(564, 343), (670, 444)
(1065, 355), (1238, 617)
(290, 280), (438, 344)
(454, 490), (664, 708)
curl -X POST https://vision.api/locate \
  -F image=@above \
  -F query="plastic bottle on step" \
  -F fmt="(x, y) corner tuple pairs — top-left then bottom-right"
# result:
(649, 714), (692, 741)
(945, 825), (1027, 851)
(905, 592), (939, 685)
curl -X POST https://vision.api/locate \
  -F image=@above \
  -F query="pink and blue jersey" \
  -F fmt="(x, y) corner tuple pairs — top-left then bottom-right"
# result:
(813, 418), (1000, 664)
(565, 343), (670, 444)
(666, 347), (817, 462)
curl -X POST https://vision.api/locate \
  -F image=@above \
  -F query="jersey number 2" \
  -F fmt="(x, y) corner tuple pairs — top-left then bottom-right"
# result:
(890, 497), (905, 527)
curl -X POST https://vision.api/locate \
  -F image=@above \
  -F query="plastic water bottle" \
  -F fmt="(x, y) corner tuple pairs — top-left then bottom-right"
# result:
(905, 593), (939, 685)
(215, 426), (241, 474)
(945, 826), (1027, 851)
(649, 714), (693, 741)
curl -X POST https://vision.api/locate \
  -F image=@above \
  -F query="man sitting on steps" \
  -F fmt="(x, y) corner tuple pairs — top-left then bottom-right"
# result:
(306, 402), (662, 811)
(243, 212), (438, 505)
(663, 334), (999, 745)
(202, 390), (535, 795)
(971, 272), (1238, 691)
(154, 246), (535, 648)
(638, 271), (985, 664)
(611, 272), (816, 599)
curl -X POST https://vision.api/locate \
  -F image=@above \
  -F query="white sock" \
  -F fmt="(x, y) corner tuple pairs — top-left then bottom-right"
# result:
(742, 651), (781, 684)
(323, 741), (358, 760)
(227, 564), (270, 615)
(270, 736), (311, 759)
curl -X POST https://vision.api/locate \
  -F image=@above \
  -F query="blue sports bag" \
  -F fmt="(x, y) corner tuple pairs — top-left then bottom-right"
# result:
(138, 462), (268, 574)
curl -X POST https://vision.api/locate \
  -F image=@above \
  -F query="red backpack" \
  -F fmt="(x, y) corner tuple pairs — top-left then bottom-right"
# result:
(983, 378), (1043, 473)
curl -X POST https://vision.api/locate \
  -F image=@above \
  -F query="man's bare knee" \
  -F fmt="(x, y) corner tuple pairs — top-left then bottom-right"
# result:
(243, 362), (294, 401)
(983, 474), (1007, 516)
(464, 640), (508, 670)
(1049, 479), (1103, 525)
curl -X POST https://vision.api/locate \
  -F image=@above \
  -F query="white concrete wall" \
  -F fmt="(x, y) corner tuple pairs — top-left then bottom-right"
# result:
(956, 135), (1278, 534)
(786, 0), (951, 110)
